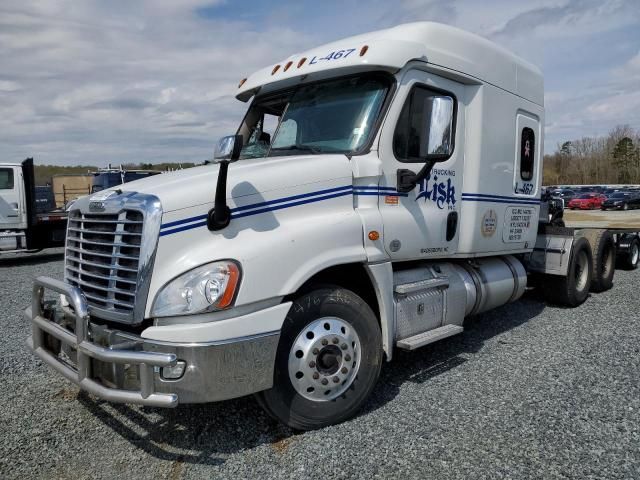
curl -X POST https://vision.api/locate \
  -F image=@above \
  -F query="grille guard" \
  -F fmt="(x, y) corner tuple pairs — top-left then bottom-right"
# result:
(27, 276), (178, 407)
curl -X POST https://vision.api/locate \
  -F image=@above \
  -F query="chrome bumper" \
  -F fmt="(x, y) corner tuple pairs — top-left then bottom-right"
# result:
(27, 276), (280, 407)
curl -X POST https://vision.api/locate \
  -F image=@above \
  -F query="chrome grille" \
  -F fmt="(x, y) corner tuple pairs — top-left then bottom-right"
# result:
(65, 209), (144, 320)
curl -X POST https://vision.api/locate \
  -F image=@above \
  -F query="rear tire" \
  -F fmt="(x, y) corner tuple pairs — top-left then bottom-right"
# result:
(582, 230), (615, 292)
(256, 287), (382, 430)
(542, 236), (592, 307)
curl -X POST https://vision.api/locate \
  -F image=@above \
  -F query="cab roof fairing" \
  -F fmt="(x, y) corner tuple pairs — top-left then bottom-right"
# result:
(235, 22), (544, 106)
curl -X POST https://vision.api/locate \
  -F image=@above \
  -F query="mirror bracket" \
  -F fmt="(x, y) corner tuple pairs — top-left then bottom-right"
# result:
(396, 160), (436, 193)
(207, 135), (243, 231)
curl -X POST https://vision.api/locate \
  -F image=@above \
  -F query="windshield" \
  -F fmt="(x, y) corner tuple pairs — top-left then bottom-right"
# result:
(578, 194), (594, 199)
(611, 193), (628, 198)
(238, 73), (391, 159)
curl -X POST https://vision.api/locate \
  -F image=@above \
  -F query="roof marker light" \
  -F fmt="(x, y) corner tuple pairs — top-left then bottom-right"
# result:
(284, 61), (293, 72)
(297, 57), (307, 68)
(238, 78), (247, 88)
(360, 45), (369, 57)
(271, 65), (281, 75)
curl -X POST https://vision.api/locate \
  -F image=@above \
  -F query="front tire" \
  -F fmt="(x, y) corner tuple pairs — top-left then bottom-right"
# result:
(256, 287), (382, 430)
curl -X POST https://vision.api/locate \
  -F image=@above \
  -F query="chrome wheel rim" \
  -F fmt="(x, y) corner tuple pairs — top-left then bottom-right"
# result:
(575, 250), (589, 292)
(288, 317), (361, 402)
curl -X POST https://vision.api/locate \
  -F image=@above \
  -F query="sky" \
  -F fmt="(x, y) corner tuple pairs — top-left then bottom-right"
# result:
(0, 0), (639, 166)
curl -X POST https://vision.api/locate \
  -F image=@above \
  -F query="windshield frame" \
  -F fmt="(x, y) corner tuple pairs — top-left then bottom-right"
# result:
(235, 71), (397, 159)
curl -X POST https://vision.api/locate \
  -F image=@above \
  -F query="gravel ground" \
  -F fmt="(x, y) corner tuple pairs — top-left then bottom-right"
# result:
(1, 248), (639, 479)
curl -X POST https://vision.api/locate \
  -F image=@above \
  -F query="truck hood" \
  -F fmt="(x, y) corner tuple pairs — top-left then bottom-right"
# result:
(118, 154), (352, 213)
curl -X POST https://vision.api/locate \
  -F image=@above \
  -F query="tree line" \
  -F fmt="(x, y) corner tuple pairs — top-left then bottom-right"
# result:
(33, 162), (197, 186)
(543, 125), (640, 186)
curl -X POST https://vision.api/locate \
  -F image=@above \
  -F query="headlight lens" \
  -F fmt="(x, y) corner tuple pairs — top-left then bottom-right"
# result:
(151, 261), (240, 317)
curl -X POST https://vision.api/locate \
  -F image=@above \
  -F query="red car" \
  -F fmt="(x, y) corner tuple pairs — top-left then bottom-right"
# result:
(567, 193), (606, 210)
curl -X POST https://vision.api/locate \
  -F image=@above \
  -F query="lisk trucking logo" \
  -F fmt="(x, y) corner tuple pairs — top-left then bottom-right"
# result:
(416, 169), (456, 210)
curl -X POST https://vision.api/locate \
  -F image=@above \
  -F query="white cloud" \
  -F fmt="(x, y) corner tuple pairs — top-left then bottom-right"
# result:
(0, 0), (638, 164)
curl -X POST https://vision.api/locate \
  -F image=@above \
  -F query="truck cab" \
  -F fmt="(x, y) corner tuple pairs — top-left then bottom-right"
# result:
(90, 169), (162, 193)
(1, 159), (67, 253)
(0, 163), (27, 232)
(29, 22), (561, 430)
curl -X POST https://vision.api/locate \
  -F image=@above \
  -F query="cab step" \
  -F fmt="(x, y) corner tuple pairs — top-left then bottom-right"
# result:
(396, 324), (463, 350)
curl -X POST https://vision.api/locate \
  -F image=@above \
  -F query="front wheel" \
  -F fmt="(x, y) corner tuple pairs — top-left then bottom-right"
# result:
(256, 287), (382, 430)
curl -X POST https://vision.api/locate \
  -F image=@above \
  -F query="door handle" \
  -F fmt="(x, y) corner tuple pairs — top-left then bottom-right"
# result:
(446, 211), (458, 241)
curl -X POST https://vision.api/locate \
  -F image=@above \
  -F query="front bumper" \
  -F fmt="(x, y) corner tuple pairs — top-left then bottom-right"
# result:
(27, 276), (280, 407)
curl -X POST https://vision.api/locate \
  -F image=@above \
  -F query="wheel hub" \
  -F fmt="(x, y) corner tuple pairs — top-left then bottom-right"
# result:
(288, 317), (361, 402)
(316, 345), (342, 375)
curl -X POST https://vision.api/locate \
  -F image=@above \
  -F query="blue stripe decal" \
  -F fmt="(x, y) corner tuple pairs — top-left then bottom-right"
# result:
(159, 185), (413, 236)
(160, 220), (208, 236)
(462, 196), (540, 204)
(461, 192), (525, 200)
(232, 190), (354, 219)
(461, 197), (540, 206)
(161, 213), (208, 229)
(231, 185), (353, 213)
(462, 192), (540, 202)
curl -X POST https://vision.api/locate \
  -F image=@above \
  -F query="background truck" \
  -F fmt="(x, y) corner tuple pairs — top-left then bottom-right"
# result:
(1, 158), (67, 253)
(26, 22), (640, 431)
(51, 173), (93, 209)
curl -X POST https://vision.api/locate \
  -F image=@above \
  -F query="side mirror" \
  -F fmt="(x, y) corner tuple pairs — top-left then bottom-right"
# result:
(423, 95), (454, 159)
(396, 95), (455, 193)
(213, 135), (243, 162)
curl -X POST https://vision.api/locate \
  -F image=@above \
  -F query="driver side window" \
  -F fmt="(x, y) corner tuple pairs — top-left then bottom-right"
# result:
(239, 100), (286, 159)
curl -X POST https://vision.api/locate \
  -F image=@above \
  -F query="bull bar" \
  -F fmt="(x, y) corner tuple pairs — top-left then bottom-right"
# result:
(26, 276), (179, 407)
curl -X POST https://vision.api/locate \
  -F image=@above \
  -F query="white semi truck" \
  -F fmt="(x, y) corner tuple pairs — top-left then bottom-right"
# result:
(27, 22), (640, 430)
(1, 158), (67, 254)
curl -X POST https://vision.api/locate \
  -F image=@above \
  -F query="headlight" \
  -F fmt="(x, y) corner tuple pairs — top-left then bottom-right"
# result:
(151, 261), (240, 317)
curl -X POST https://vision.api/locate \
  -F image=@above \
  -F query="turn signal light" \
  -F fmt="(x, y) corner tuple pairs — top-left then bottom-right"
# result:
(368, 231), (380, 241)
(360, 45), (369, 57)
(217, 262), (240, 309)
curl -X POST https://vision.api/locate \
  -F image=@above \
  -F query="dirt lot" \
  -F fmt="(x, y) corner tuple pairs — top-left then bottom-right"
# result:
(564, 208), (640, 229)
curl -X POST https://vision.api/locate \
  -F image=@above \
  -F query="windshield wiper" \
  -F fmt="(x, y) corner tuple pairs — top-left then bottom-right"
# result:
(270, 145), (323, 154)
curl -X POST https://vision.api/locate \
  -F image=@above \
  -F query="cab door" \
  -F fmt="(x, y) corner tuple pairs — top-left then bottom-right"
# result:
(377, 69), (465, 261)
(0, 166), (25, 229)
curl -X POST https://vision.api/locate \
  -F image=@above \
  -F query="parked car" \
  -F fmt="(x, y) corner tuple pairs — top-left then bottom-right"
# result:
(551, 188), (576, 206)
(601, 192), (640, 211)
(567, 193), (606, 210)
